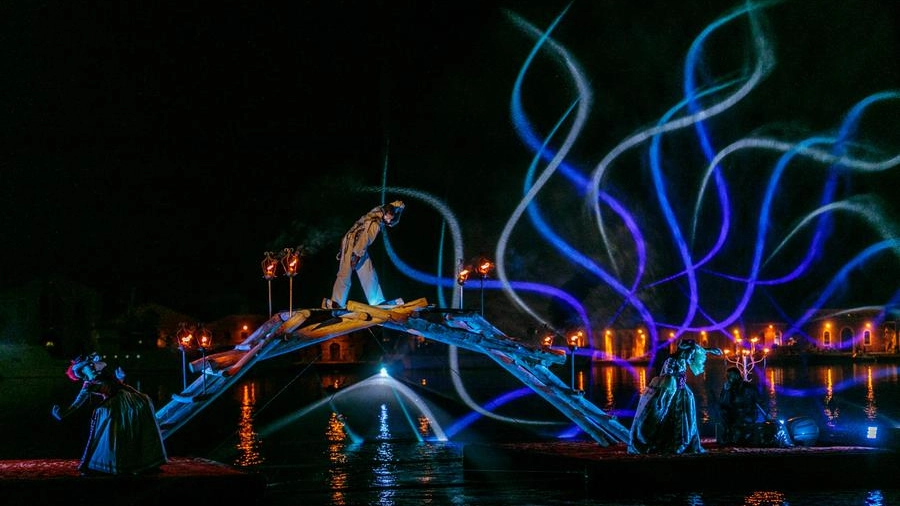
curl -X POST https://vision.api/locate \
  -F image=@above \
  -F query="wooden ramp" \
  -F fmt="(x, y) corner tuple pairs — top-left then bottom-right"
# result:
(385, 309), (630, 445)
(155, 299), (630, 446)
(155, 298), (428, 439)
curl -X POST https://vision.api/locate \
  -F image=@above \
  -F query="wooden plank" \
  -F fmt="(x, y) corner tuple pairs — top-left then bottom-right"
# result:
(155, 299), (629, 446)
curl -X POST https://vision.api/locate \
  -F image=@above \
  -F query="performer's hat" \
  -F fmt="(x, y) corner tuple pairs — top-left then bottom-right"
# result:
(678, 339), (722, 356)
(384, 200), (405, 227)
(65, 352), (106, 381)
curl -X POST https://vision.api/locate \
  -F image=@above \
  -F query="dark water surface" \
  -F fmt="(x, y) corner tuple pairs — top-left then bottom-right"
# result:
(4, 354), (899, 505)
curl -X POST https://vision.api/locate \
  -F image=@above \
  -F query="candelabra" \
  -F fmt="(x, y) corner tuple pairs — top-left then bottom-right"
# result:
(723, 335), (769, 381)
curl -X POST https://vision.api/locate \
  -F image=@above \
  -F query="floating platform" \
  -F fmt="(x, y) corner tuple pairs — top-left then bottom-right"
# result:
(462, 441), (900, 494)
(0, 457), (266, 506)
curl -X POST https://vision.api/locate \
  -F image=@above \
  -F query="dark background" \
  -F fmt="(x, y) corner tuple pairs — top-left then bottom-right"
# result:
(2, 0), (898, 328)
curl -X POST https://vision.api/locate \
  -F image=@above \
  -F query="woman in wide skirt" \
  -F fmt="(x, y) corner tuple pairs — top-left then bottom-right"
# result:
(52, 353), (168, 475)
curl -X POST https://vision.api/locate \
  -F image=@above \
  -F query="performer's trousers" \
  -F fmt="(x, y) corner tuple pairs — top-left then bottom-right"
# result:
(331, 254), (384, 307)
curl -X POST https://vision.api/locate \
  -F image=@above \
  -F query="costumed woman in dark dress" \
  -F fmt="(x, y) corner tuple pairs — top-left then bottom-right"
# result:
(51, 353), (168, 475)
(718, 366), (761, 445)
(628, 339), (722, 454)
(718, 366), (793, 447)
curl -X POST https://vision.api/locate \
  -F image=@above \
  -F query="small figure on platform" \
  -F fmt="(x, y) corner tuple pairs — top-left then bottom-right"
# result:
(717, 366), (793, 447)
(628, 339), (722, 455)
(324, 200), (405, 309)
(51, 352), (168, 475)
(717, 366), (761, 445)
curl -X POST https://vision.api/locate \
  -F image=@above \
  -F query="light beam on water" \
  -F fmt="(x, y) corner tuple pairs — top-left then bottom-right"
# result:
(258, 372), (448, 442)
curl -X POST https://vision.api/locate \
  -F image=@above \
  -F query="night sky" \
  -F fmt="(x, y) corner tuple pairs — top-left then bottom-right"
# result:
(3, 1), (898, 333)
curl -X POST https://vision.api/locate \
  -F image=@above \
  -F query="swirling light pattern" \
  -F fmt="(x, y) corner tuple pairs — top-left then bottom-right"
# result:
(353, 1), (897, 426)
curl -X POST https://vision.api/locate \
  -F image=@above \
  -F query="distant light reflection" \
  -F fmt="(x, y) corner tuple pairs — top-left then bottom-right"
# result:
(417, 414), (431, 438)
(326, 411), (349, 506)
(865, 366), (877, 421)
(867, 490), (886, 506)
(744, 490), (787, 505)
(374, 404), (397, 505)
(766, 368), (779, 420)
(823, 368), (839, 425)
(603, 368), (614, 413)
(233, 382), (263, 467)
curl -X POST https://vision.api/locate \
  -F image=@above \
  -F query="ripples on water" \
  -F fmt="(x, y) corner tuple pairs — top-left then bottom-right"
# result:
(198, 361), (899, 506)
(6, 361), (899, 505)
(251, 441), (900, 506)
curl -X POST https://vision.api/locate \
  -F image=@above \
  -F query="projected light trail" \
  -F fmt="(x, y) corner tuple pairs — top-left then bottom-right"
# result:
(343, 0), (898, 429)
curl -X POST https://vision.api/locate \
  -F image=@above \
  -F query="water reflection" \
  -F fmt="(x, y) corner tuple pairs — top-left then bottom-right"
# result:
(865, 366), (877, 421)
(8, 359), (900, 506)
(744, 490), (787, 505)
(637, 368), (647, 401)
(235, 363), (900, 458)
(233, 382), (263, 467)
(225, 361), (899, 472)
(823, 368), (839, 425)
(417, 414), (431, 438)
(326, 411), (350, 505)
(589, 361), (897, 441)
(765, 368), (779, 420)
(322, 372), (350, 391)
(374, 404), (397, 504)
(867, 490), (886, 506)
(602, 367), (614, 413)
(184, 361), (900, 505)
(259, 372), (449, 443)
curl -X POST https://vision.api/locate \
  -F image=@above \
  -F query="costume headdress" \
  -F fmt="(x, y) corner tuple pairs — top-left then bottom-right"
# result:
(65, 352), (106, 381)
(678, 339), (723, 356)
(383, 200), (405, 227)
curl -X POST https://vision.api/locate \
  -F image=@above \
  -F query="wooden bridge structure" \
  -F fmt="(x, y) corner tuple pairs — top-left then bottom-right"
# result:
(154, 298), (631, 446)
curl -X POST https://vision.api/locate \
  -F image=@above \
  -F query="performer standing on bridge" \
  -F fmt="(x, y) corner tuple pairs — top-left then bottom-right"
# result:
(51, 353), (168, 475)
(324, 200), (405, 309)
